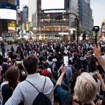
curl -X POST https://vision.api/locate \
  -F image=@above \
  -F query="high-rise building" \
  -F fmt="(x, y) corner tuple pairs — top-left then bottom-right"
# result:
(0, 0), (15, 5)
(0, 0), (17, 37)
(31, 0), (75, 40)
(101, 19), (105, 37)
(28, 0), (93, 40)
(80, 0), (93, 34)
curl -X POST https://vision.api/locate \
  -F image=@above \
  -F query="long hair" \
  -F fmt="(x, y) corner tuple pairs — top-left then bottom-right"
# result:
(5, 66), (19, 89)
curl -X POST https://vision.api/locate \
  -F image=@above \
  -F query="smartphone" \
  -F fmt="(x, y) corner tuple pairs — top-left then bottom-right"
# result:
(37, 53), (39, 56)
(92, 73), (97, 78)
(9, 57), (11, 61)
(16, 61), (23, 65)
(63, 56), (68, 66)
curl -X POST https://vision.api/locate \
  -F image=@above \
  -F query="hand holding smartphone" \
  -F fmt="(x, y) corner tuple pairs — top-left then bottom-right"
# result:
(61, 64), (66, 74)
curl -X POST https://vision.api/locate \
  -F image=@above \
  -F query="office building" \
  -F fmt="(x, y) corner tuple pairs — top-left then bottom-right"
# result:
(0, 0), (16, 37)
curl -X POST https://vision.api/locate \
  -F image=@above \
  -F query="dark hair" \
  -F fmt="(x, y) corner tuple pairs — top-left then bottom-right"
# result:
(38, 65), (45, 70)
(45, 73), (51, 79)
(3, 58), (7, 62)
(18, 64), (24, 70)
(23, 55), (38, 74)
(48, 56), (52, 61)
(73, 63), (79, 70)
(102, 97), (105, 105)
(19, 70), (27, 82)
(5, 66), (19, 89)
(70, 71), (81, 94)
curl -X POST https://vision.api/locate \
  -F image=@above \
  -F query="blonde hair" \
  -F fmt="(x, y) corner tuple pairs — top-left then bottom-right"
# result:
(74, 72), (98, 103)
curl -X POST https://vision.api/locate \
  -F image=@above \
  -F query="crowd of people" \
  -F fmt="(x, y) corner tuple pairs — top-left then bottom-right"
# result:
(0, 40), (105, 105)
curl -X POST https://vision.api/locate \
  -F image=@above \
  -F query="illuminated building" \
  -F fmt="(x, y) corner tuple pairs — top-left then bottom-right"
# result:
(28, 0), (93, 40)
(0, 0), (16, 37)
(80, 0), (93, 34)
(101, 19), (105, 37)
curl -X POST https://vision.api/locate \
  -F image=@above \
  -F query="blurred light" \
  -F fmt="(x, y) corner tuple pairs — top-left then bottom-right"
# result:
(80, 36), (82, 40)
(39, 35), (42, 40)
(23, 36), (28, 39)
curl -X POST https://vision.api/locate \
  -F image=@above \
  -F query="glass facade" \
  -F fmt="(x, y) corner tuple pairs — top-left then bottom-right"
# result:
(37, 0), (70, 38)
(81, 0), (93, 33)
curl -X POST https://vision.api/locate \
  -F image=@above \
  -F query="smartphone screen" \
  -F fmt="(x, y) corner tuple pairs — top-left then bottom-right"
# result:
(16, 61), (23, 65)
(63, 56), (68, 66)
(37, 53), (39, 56)
(9, 57), (11, 61)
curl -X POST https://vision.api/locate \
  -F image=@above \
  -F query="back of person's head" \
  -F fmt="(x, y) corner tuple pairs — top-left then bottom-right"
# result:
(48, 56), (52, 61)
(3, 58), (7, 62)
(18, 64), (24, 70)
(74, 72), (98, 104)
(39, 56), (44, 62)
(19, 70), (27, 82)
(37, 65), (45, 74)
(41, 70), (52, 79)
(102, 98), (105, 105)
(43, 63), (49, 69)
(23, 55), (38, 74)
(5, 66), (19, 89)
(70, 71), (81, 94)
(73, 63), (79, 71)
(45, 73), (52, 79)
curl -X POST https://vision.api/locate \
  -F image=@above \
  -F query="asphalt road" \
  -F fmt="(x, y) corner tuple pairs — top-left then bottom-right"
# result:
(0, 43), (18, 57)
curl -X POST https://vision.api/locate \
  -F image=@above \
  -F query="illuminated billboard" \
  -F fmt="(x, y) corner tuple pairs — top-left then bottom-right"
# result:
(41, 0), (69, 11)
(8, 21), (15, 32)
(0, 9), (17, 20)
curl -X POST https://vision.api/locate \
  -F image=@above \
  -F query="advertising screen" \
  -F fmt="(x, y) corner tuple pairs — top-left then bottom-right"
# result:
(41, 0), (65, 10)
(0, 9), (17, 20)
(8, 21), (15, 32)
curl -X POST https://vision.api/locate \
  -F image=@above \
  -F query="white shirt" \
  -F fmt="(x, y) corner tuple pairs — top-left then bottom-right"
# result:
(5, 73), (54, 105)
(102, 54), (105, 60)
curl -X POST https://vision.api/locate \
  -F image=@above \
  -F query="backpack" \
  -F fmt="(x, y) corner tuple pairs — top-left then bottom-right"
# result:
(26, 77), (51, 105)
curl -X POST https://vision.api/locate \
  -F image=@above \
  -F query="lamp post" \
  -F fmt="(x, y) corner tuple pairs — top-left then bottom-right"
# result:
(41, 9), (79, 44)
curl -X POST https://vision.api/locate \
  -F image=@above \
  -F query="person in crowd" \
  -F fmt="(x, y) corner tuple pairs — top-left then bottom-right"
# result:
(5, 54), (54, 105)
(55, 65), (98, 105)
(95, 72), (105, 105)
(1, 66), (23, 105)
(37, 65), (45, 74)
(2, 58), (11, 82)
(1, 45), (5, 57)
(69, 71), (81, 94)
(0, 66), (3, 83)
(10, 46), (14, 53)
(17, 64), (27, 82)
(0, 54), (3, 65)
(41, 69), (53, 79)
(94, 44), (105, 71)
